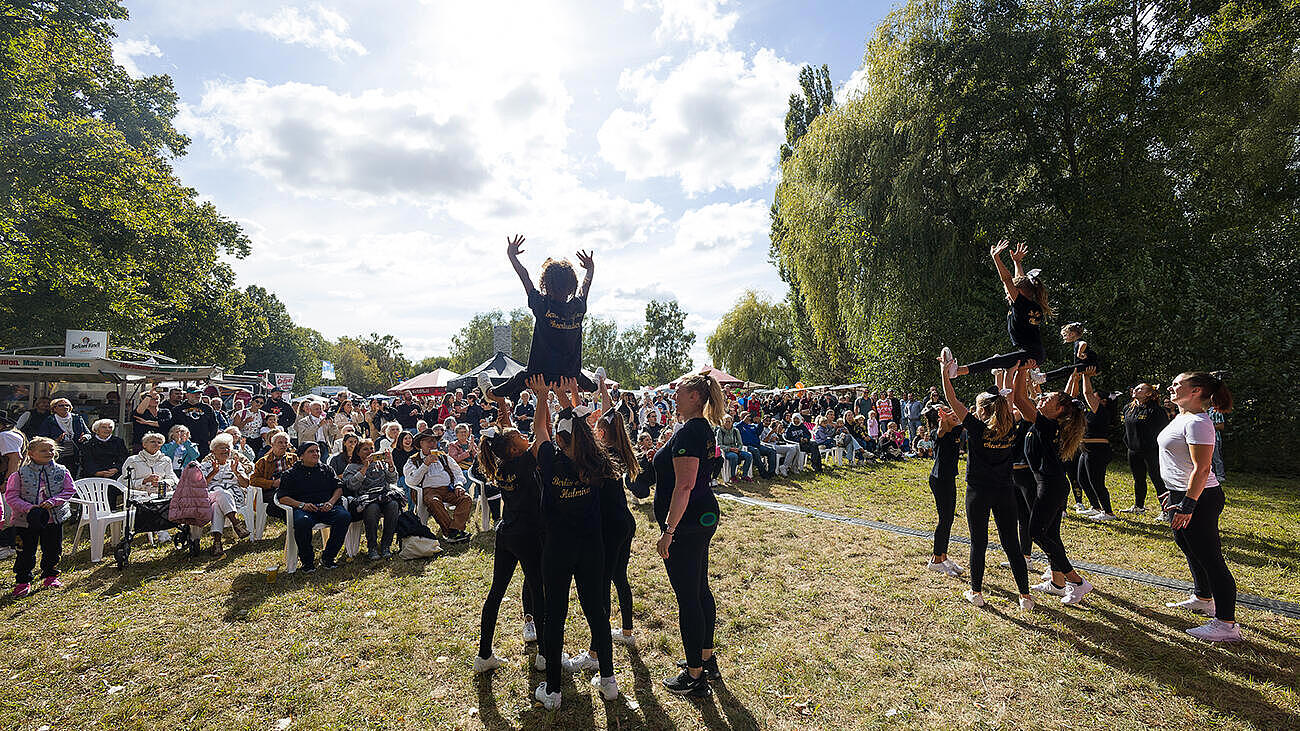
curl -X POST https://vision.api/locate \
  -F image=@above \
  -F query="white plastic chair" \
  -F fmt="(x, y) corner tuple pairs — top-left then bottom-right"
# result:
(240, 486), (262, 540)
(275, 497), (361, 573)
(70, 478), (130, 563)
(466, 473), (502, 531)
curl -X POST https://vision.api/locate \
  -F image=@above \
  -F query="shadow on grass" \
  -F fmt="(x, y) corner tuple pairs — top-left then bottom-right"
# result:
(987, 587), (1300, 729)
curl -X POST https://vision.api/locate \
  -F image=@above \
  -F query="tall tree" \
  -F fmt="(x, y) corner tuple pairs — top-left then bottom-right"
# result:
(780, 64), (836, 161)
(583, 316), (643, 387)
(356, 333), (410, 389)
(640, 299), (695, 386)
(707, 291), (799, 387)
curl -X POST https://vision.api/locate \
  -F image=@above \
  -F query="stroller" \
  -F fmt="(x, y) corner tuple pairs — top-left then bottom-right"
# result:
(112, 466), (184, 569)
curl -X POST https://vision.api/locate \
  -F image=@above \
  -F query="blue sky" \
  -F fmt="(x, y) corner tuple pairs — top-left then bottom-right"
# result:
(113, 0), (893, 366)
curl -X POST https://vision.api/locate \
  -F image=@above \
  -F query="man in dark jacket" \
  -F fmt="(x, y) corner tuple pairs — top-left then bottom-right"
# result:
(173, 388), (218, 456)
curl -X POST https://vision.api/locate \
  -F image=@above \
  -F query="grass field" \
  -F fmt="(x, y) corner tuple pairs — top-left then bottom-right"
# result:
(2, 460), (1297, 730)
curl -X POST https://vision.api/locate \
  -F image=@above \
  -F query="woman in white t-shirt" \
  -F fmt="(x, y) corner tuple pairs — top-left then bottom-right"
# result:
(1157, 371), (1239, 642)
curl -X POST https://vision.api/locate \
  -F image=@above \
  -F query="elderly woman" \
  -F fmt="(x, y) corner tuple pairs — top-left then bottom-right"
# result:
(447, 424), (479, 470)
(82, 419), (128, 480)
(122, 432), (180, 496)
(38, 397), (89, 475)
(274, 442), (350, 572)
(199, 434), (252, 555)
(251, 432), (296, 524)
(223, 426), (257, 463)
(161, 424), (201, 475)
(378, 422), (403, 452)
(341, 438), (403, 559)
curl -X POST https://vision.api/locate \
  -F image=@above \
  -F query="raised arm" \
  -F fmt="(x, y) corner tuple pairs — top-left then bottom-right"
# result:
(990, 239), (1016, 300)
(506, 235), (536, 295)
(576, 249), (595, 299)
(555, 378), (575, 409)
(1011, 362), (1038, 421)
(490, 392), (512, 429)
(1008, 242), (1029, 281)
(1080, 369), (1101, 413)
(940, 362), (969, 421)
(596, 371), (612, 413)
(528, 375), (550, 456)
(1064, 370), (1082, 398)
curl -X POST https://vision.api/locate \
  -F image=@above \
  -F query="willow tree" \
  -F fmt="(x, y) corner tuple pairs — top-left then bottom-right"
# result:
(772, 0), (1300, 470)
(706, 291), (799, 387)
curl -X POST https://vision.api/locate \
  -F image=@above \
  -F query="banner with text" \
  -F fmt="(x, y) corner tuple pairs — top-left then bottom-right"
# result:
(321, 361), (335, 381)
(274, 372), (296, 393)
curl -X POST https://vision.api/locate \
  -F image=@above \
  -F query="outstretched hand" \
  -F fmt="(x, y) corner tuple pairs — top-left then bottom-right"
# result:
(506, 234), (526, 258)
(576, 249), (594, 269)
(990, 239), (1010, 258)
(1010, 243), (1029, 262)
(526, 374), (547, 396)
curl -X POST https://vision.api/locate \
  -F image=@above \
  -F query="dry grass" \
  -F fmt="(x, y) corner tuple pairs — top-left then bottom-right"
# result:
(1, 462), (1297, 730)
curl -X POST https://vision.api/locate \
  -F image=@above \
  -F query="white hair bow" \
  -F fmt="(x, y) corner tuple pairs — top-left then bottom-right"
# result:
(1025, 268), (1042, 280)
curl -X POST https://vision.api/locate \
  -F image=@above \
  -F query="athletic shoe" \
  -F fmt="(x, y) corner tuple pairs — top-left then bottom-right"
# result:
(663, 670), (712, 696)
(477, 372), (493, 399)
(594, 366), (606, 385)
(473, 654), (507, 674)
(676, 655), (721, 681)
(562, 650), (599, 673)
(940, 347), (958, 378)
(367, 549), (380, 560)
(300, 562), (317, 574)
(444, 529), (471, 544)
(534, 682), (561, 710)
(611, 629), (636, 646)
(1032, 580), (1068, 597)
(590, 674), (620, 700)
(523, 619), (538, 643)
(1155, 511), (1173, 524)
(41, 577), (63, 590)
(380, 550), (393, 559)
(927, 559), (958, 577)
(1072, 502), (1090, 514)
(533, 654), (547, 672)
(0, 546), (15, 559)
(1119, 505), (1146, 514)
(1166, 595), (1216, 616)
(1061, 579), (1093, 605)
(1089, 512), (1119, 522)
(1186, 618), (1243, 642)
(942, 558), (964, 575)
(1030, 368), (1046, 385)
(1041, 567), (1055, 582)
(1019, 596), (1035, 611)
(11, 583), (31, 599)
(963, 590), (986, 607)
(320, 559), (339, 570)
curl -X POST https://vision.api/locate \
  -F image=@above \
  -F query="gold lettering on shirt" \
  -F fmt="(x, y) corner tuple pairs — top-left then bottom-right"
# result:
(559, 486), (591, 499)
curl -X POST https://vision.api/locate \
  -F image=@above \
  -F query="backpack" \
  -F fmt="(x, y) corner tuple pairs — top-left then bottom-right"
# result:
(395, 510), (436, 540)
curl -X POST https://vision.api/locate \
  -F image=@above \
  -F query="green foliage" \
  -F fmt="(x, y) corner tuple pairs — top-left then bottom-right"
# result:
(640, 299), (695, 386)
(411, 355), (453, 375)
(706, 291), (799, 387)
(447, 309), (534, 373)
(771, 0), (1300, 472)
(583, 316), (645, 387)
(781, 64), (836, 162)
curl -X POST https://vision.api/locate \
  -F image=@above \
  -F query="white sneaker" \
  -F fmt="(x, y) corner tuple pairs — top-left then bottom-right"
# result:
(1089, 512), (1119, 522)
(1072, 502), (1090, 514)
(1032, 579), (1068, 597)
(477, 372), (493, 398)
(534, 682), (561, 710)
(473, 654), (507, 674)
(927, 559), (957, 577)
(562, 650), (599, 673)
(1030, 368), (1046, 385)
(1041, 567), (1055, 582)
(942, 558), (964, 576)
(1166, 595), (1216, 616)
(1061, 579), (1093, 605)
(533, 653), (547, 671)
(590, 674), (619, 700)
(940, 347), (958, 378)
(1119, 505), (1146, 514)
(594, 366), (606, 386)
(523, 619), (538, 643)
(1019, 596), (1035, 611)
(611, 629), (636, 646)
(1186, 618), (1243, 643)
(1155, 511), (1173, 524)
(963, 590), (986, 607)
(0, 546), (14, 559)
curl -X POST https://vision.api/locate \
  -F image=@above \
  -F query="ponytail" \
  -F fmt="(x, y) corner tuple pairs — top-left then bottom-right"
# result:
(476, 434), (503, 483)
(1054, 396), (1086, 461)
(975, 391), (1013, 440)
(598, 412), (641, 479)
(680, 374), (726, 426)
(1180, 371), (1233, 413)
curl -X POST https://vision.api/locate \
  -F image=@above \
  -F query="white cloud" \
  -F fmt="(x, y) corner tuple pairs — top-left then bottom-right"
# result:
(111, 37), (162, 78)
(669, 199), (769, 264)
(238, 4), (367, 59)
(628, 0), (738, 46)
(837, 63), (870, 105)
(598, 47), (800, 194)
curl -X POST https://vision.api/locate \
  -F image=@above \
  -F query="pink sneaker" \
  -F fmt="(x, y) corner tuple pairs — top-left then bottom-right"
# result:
(11, 583), (31, 598)
(42, 577), (63, 590)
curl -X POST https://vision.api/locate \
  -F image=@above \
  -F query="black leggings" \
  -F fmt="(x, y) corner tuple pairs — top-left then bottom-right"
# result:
(1029, 474), (1074, 574)
(479, 526), (545, 659)
(963, 344), (1048, 376)
(604, 513), (636, 632)
(1170, 486), (1236, 621)
(1078, 443), (1113, 514)
(928, 474), (957, 557)
(1128, 448), (1166, 508)
(1012, 468), (1036, 558)
(492, 370), (597, 401)
(1065, 455), (1084, 505)
(965, 482), (1031, 595)
(664, 526), (717, 669)
(542, 531), (612, 691)
(1042, 361), (1093, 384)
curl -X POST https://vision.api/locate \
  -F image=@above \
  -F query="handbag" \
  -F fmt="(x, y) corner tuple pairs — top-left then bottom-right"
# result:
(397, 535), (441, 560)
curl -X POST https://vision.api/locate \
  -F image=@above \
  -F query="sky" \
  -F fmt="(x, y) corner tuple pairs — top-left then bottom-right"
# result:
(113, 0), (892, 368)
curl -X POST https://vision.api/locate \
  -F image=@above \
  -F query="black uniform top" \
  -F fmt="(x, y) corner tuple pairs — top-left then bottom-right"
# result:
(1007, 293), (1044, 350)
(962, 412), (1016, 488)
(1123, 400), (1168, 451)
(495, 450), (542, 533)
(1085, 399), (1115, 440)
(527, 290), (587, 376)
(1073, 341), (1102, 370)
(653, 417), (720, 531)
(1024, 412), (1065, 480)
(930, 425), (963, 480)
(537, 441), (599, 531)
(1011, 418), (1032, 468)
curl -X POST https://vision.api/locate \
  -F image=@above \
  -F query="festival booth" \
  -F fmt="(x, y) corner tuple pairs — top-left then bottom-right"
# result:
(670, 365), (744, 389)
(387, 368), (461, 397)
(0, 349), (220, 438)
(447, 353), (526, 393)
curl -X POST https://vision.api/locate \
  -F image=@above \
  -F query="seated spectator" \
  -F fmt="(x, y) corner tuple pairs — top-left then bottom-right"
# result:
(812, 416), (836, 450)
(341, 438), (403, 559)
(879, 422), (905, 460)
(82, 418), (128, 481)
(330, 424), (358, 457)
(403, 429), (472, 543)
(784, 413), (822, 471)
(415, 419), (430, 435)
(251, 432), (296, 525)
(378, 422), (403, 452)
(832, 417), (866, 463)
(390, 430), (417, 506)
(913, 424), (935, 458)
(761, 417), (799, 476)
(223, 426), (256, 463)
(328, 433), (360, 474)
(122, 432), (180, 496)
(737, 411), (775, 478)
(433, 422), (451, 448)
(715, 414), (754, 482)
(161, 424), (200, 475)
(274, 442), (350, 572)
(198, 434), (252, 556)
(447, 424), (479, 470)
(38, 398), (89, 476)
(257, 412), (281, 454)
(846, 414), (875, 457)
